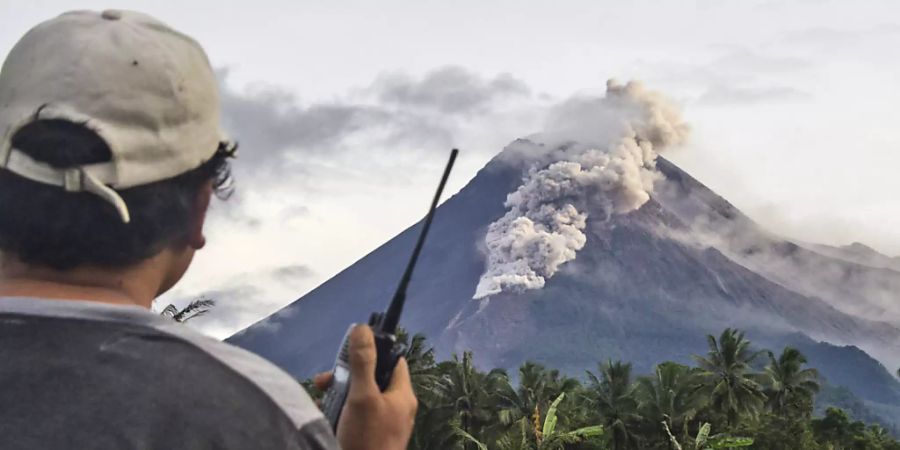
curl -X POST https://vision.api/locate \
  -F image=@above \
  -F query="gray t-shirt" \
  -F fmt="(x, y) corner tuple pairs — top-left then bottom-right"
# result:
(0, 297), (340, 450)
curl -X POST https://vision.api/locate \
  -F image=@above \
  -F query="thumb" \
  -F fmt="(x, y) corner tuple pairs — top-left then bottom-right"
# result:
(346, 324), (378, 394)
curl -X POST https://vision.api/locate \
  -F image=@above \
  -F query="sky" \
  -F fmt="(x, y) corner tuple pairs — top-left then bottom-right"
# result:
(2, 0), (899, 338)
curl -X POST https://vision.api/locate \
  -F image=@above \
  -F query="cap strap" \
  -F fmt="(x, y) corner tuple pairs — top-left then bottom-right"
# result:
(0, 142), (11, 167)
(0, 148), (131, 223)
(79, 169), (131, 223)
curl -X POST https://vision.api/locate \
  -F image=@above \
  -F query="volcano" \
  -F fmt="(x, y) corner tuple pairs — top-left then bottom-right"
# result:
(228, 139), (900, 426)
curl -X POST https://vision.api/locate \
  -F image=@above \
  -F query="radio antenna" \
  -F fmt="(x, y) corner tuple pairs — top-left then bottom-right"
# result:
(380, 149), (458, 333)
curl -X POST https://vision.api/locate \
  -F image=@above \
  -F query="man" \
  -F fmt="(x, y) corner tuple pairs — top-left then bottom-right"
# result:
(0, 9), (416, 450)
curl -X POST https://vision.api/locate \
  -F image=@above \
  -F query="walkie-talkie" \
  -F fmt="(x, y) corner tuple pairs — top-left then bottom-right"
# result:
(322, 148), (458, 431)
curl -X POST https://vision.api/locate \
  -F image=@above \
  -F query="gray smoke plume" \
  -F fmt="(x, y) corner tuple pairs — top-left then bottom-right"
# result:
(473, 80), (690, 299)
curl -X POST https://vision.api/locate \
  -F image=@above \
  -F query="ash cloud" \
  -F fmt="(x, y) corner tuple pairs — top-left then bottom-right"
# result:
(474, 80), (690, 299)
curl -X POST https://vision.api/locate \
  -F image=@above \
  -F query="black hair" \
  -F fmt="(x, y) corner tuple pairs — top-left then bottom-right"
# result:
(0, 119), (234, 270)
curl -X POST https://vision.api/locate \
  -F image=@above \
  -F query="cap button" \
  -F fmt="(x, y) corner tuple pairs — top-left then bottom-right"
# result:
(101, 10), (122, 20)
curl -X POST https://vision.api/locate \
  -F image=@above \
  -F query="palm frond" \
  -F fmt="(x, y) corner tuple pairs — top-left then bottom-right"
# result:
(171, 298), (216, 322)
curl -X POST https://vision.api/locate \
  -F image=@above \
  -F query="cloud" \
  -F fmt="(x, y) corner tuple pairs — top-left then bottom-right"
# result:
(709, 48), (812, 74)
(371, 66), (531, 114)
(205, 66), (546, 274)
(218, 69), (388, 168)
(775, 24), (900, 65)
(164, 263), (320, 338)
(217, 66), (534, 174)
(636, 47), (814, 106)
(279, 205), (311, 220)
(698, 84), (811, 105)
(640, 47), (813, 85)
(744, 202), (900, 258)
(273, 264), (316, 281)
(781, 24), (900, 49)
(169, 284), (266, 337)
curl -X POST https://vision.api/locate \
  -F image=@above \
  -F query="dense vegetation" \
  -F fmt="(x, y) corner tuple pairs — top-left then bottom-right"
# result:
(304, 328), (900, 450)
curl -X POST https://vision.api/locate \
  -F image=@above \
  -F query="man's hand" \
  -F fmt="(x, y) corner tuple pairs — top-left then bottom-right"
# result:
(313, 325), (417, 450)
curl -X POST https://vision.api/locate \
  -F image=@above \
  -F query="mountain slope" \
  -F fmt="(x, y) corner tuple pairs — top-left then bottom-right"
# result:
(808, 242), (900, 272)
(655, 158), (900, 334)
(228, 140), (900, 425)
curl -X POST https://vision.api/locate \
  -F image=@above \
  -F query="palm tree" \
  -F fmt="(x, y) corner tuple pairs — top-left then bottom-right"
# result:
(394, 330), (461, 450)
(395, 328), (441, 397)
(763, 347), (819, 417)
(491, 361), (582, 445)
(867, 424), (898, 448)
(160, 298), (216, 323)
(585, 360), (641, 450)
(636, 362), (706, 446)
(428, 352), (513, 449)
(442, 352), (481, 450)
(692, 329), (766, 429)
(409, 404), (459, 450)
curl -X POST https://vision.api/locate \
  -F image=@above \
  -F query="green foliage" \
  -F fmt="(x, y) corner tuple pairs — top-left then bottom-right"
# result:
(693, 328), (767, 429)
(816, 384), (894, 433)
(742, 411), (818, 450)
(636, 361), (706, 446)
(538, 393), (605, 450)
(458, 393), (605, 450)
(763, 346), (820, 418)
(664, 420), (753, 450)
(695, 422), (710, 448)
(298, 327), (900, 450)
(585, 360), (640, 449)
(705, 435), (754, 449)
(811, 407), (900, 449)
(299, 377), (323, 403)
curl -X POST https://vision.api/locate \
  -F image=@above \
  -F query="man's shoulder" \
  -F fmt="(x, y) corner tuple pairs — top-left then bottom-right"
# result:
(0, 297), (338, 449)
(152, 316), (324, 428)
(148, 318), (339, 449)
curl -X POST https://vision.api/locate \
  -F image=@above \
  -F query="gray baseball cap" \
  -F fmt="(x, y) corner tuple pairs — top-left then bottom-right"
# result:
(0, 10), (233, 223)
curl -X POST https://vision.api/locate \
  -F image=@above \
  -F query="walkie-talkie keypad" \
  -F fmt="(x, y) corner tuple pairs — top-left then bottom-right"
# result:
(338, 336), (350, 362)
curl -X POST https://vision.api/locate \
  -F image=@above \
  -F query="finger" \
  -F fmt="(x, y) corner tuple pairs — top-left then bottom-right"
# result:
(346, 324), (378, 394)
(313, 372), (333, 391)
(385, 358), (418, 413)
(384, 357), (414, 395)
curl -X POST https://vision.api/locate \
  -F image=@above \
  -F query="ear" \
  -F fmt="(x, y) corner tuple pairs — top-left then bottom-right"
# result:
(189, 182), (214, 250)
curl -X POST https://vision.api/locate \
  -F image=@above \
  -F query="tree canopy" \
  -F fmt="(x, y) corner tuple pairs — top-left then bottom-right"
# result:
(305, 328), (900, 450)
